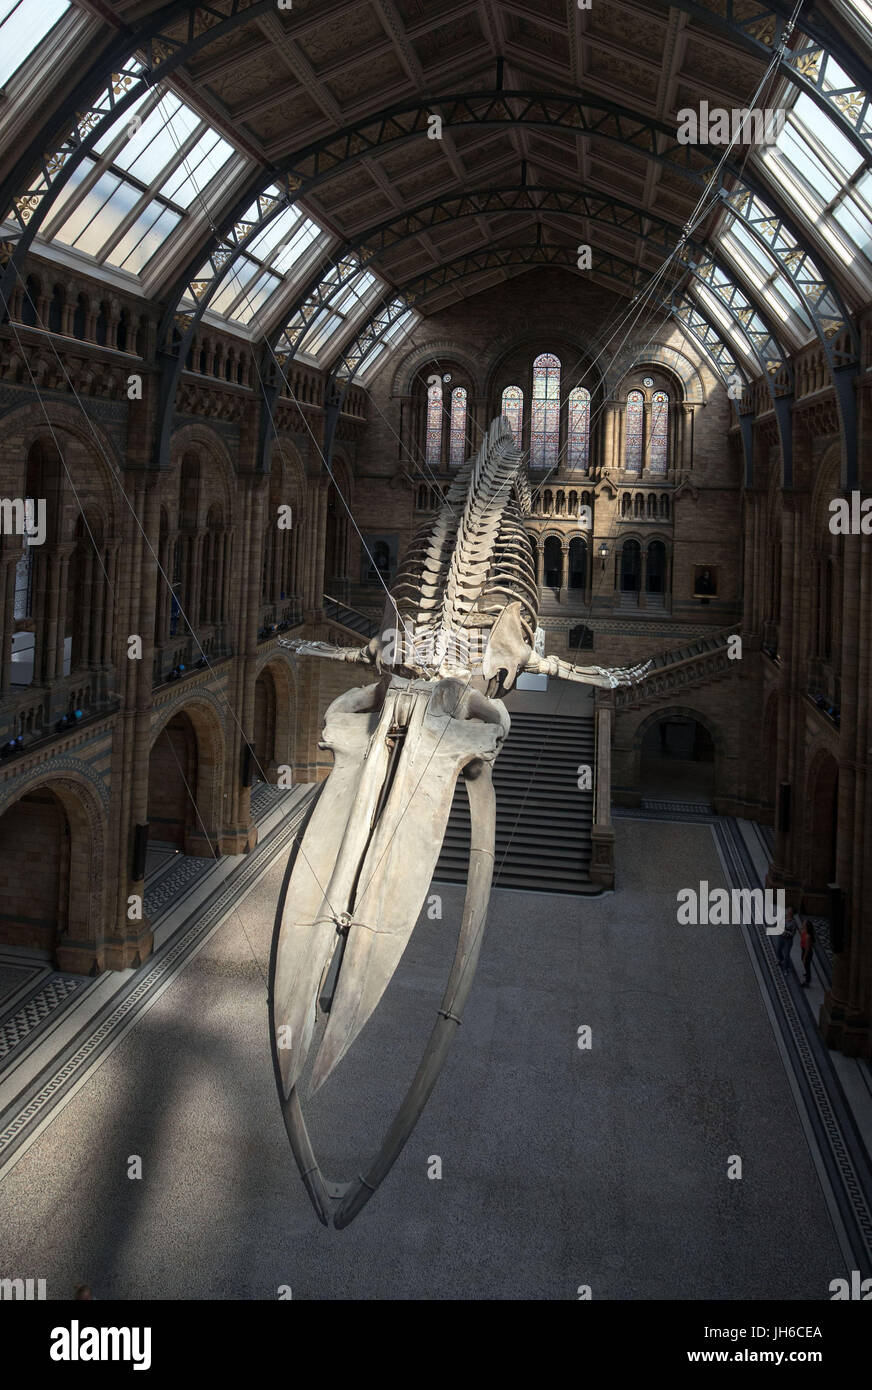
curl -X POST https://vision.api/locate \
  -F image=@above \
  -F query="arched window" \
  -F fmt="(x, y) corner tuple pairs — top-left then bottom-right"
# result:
(501, 385), (523, 444)
(567, 387), (590, 471)
(650, 391), (669, 473)
(531, 352), (561, 468)
(425, 379), (443, 467)
(449, 386), (467, 466)
(625, 390), (644, 471)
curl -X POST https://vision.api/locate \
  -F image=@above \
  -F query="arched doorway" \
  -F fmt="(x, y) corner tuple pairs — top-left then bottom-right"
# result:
(543, 536), (562, 589)
(640, 715), (715, 803)
(253, 667), (277, 781)
(621, 540), (641, 592)
(0, 789), (69, 953)
(148, 713), (198, 849)
(646, 540), (666, 599)
(568, 536), (587, 590)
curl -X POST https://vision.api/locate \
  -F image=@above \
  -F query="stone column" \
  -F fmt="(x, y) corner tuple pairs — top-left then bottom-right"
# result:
(821, 530), (861, 1048)
(53, 549), (71, 680)
(0, 557), (16, 695)
(103, 542), (119, 695)
(43, 549), (63, 681)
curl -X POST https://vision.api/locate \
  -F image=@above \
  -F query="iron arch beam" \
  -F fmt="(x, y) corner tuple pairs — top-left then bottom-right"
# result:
(671, 0), (872, 161)
(388, 241), (789, 401)
(158, 91), (857, 374)
(318, 274), (747, 483)
(329, 246), (748, 393)
(0, 0), (276, 317)
(667, 295), (760, 485)
(152, 91), (854, 475)
(269, 186), (793, 395)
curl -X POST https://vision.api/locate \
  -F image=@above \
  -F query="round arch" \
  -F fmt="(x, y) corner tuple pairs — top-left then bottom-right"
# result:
(392, 339), (485, 398)
(252, 654), (297, 782)
(631, 704), (725, 799)
(0, 770), (107, 964)
(0, 400), (122, 540)
(149, 697), (226, 853)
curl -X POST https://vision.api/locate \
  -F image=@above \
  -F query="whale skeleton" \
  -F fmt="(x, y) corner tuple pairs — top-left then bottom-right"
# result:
(268, 416), (652, 1227)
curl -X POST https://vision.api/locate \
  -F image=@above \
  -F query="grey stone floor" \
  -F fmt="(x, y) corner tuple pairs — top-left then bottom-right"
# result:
(0, 820), (843, 1300)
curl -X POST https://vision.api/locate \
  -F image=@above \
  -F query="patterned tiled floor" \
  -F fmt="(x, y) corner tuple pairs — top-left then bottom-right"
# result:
(0, 963), (39, 1011)
(0, 974), (87, 1062)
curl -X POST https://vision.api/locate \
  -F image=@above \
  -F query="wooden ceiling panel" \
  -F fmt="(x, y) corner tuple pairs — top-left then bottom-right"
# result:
(142, 0), (785, 319)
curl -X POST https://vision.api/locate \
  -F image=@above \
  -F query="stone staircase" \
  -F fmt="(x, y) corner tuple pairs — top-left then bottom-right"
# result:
(323, 594), (377, 638)
(614, 628), (735, 709)
(434, 710), (600, 895)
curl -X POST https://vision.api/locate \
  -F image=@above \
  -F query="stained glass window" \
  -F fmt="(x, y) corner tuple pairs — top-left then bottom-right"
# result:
(501, 385), (523, 444)
(650, 391), (669, 473)
(449, 386), (467, 466)
(567, 387), (591, 470)
(625, 390), (644, 471)
(425, 380), (443, 467)
(530, 353), (561, 468)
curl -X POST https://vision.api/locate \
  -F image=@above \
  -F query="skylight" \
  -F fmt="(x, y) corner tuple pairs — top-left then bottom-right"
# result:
(0, 0), (69, 89)
(43, 89), (235, 277)
(295, 269), (379, 359)
(203, 197), (325, 327)
(757, 91), (872, 296)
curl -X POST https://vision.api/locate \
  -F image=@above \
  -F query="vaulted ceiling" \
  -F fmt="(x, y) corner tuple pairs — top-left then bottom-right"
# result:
(165, 0), (779, 309)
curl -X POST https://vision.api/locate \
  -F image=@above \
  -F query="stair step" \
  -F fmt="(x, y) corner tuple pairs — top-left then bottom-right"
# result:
(435, 708), (599, 893)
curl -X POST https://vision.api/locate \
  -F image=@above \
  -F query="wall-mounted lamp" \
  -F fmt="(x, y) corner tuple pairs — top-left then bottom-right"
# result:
(599, 541), (610, 570)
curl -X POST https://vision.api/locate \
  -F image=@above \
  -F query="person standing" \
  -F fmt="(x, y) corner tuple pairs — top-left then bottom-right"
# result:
(776, 905), (798, 977)
(800, 919), (816, 988)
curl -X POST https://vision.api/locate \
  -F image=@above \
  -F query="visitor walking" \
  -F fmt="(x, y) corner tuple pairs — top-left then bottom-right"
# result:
(776, 905), (798, 977)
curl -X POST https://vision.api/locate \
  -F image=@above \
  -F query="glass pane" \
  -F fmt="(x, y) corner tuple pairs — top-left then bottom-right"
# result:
(210, 256), (260, 316)
(272, 220), (321, 274)
(426, 381), (443, 466)
(530, 352), (561, 468)
(0, 0), (69, 89)
(299, 311), (344, 355)
(160, 131), (233, 208)
(248, 204), (305, 260)
(501, 385), (523, 444)
(449, 387), (467, 466)
(55, 171), (122, 249)
(112, 205), (180, 273)
(74, 178), (142, 255)
(650, 390), (668, 474)
(567, 387), (590, 470)
(233, 269), (282, 325)
(794, 93), (863, 180)
(625, 390), (643, 471)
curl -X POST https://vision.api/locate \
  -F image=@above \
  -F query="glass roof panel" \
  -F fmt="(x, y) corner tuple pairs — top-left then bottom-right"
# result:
(112, 206), (180, 275)
(0, 0), (69, 88)
(692, 284), (757, 366)
(43, 82), (235, 279)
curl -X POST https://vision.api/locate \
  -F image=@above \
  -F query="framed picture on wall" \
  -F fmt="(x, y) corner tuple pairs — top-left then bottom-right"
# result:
(693, 565), (718, 597)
